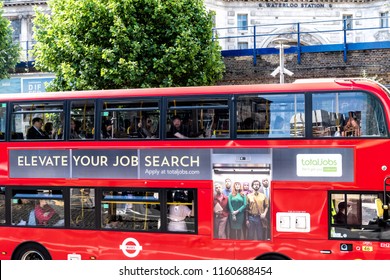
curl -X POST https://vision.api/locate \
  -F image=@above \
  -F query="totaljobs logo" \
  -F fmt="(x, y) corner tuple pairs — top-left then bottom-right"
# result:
(296, 154), (342, 177)
(300, 158), (338, 166)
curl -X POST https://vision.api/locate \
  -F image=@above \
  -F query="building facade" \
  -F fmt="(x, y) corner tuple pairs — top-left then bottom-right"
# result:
(3, 0), (49, 62)
(206, 0), (389, 50)
(2, 0), (389, 59)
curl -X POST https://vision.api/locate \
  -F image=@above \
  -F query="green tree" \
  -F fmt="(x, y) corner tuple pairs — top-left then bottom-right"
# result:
(32, 0), (225, 91)
(0, 3), (21, 79)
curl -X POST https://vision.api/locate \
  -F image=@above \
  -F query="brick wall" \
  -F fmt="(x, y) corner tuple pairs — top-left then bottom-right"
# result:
(219, 49), (390, 85)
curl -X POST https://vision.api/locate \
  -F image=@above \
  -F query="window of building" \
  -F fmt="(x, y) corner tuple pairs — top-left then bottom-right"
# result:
(380, 12), (389, 28)
(343, 14), (353, 30)
(210, 10), (216, 28)
(10, 19), (21, 42)
(237, 14), (248, 31)
(238, 42), (248, 49)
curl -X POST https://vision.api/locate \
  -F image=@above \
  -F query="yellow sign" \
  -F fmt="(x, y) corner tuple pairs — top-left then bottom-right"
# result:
(362, 246), (373, 252)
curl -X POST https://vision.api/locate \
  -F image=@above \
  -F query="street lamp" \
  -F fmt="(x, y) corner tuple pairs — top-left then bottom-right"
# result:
(270, 38), (294, 84)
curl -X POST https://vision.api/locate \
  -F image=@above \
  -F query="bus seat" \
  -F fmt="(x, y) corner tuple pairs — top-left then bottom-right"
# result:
(53, 219), (65, 227)
(11, 132), (24, 140)
(85, 133), (94, 139)
(375, 198), (386, 218)
(27, 210), (36, 225)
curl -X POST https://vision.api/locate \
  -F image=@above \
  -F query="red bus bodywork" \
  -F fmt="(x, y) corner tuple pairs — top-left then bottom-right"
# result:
(0, 79), (390, 260)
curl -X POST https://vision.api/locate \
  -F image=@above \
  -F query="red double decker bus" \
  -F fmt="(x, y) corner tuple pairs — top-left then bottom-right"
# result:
(0, 78), (390, 260)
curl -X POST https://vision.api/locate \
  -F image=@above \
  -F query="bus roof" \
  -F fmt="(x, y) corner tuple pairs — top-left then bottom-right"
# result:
(0, 78), (387, 101)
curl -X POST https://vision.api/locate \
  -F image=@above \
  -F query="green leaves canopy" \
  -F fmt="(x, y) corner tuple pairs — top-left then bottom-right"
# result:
(0, 3), (21, 79)
(32, 0), (225, 91)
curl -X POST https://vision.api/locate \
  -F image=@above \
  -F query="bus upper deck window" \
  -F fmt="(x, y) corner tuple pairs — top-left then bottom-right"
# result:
(312, 92), (387, 138)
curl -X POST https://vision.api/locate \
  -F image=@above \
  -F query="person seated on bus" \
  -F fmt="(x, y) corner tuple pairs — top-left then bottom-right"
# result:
(334, 201), (359, 225)
(79, 188), (95, 208)
(13, 199), (34, 225)
(70, 118), (82, 139)
(342, 111), (361, 137)
(269, 116), (289, 137)
(105, 215), (124, 229)
(26, 117), (50, 140)
(101, 119), (113, 139)
(43, 122), (58, 139)
(167, 116), (189, 138)
(32, 200), (61, 226)
(137, 116), (156, 138)
(238, 117), (258, 137)
(184, 117), (205, 138)
(167, 204), (192, 232)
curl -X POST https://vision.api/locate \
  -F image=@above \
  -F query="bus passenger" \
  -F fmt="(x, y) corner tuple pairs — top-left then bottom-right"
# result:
(342, 111), (361, 137)
(43, 122), (55, 139)
(270, 116), (289, 137)
(168, 204), (192, 232)
(101, 119), (112, 139)
(70, 119), (81, 139)
(80, 188), (95, 208)
(34, 200), (60, 226)
(334, 201), (359, 225)
(27, 117), (50, 140)
(138, 117), (156, 138)
(13, 199), (34, 225)
(167, 116), (189, 138)
(105, 215), (124, 229)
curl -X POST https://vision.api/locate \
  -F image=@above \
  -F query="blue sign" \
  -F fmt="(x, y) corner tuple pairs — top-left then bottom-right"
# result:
(21, 77), (53, 93)
(0, 76), (54, 94)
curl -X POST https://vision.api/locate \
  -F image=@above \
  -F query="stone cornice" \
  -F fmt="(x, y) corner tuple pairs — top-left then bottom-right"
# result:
(3, 1), (47, 7)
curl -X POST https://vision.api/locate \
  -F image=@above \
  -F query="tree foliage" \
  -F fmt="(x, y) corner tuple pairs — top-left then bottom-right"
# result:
(32, 0), (225, 91)
(0, 3), (21, 79)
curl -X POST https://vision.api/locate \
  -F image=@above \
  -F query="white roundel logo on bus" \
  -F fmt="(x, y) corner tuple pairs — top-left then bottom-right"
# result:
(119, 237), (143, 258)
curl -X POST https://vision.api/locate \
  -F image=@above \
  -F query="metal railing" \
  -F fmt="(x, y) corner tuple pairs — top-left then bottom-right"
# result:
(14, 16), (390, 67)
(213, 16), (390, 64)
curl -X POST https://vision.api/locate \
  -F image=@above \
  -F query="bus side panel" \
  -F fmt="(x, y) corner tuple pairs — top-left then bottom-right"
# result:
(272, 187), (329, 240)
(197, 187), (213, 236)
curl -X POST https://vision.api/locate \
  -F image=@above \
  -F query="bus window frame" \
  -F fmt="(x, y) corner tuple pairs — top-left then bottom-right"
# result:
(99, 97), (161, 140)
(69, 99), (96, 141)
(10, 100), (65, 141)
(166, 95), (231, 139)
(329, 191), (389, 241)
